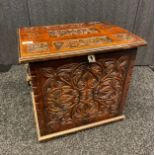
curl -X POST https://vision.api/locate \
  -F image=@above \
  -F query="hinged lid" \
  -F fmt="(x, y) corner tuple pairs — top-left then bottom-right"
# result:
(18, 22), (147, 63)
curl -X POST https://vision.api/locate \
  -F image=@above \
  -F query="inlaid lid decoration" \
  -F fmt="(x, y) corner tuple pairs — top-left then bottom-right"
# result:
(18, 22), (146, 63)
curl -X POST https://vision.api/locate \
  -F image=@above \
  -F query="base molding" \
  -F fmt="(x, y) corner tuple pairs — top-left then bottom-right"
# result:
(32, 91), (125, 142)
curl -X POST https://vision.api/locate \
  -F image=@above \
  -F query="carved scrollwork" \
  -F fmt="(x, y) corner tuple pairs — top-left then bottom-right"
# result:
(41, 56), (129, 131)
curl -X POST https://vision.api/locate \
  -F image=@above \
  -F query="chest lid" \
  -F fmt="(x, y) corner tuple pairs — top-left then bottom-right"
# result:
(18, 22), (146, 63)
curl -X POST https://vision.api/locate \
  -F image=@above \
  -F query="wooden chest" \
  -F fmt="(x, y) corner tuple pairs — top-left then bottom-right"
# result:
(18, 22), (146, 141)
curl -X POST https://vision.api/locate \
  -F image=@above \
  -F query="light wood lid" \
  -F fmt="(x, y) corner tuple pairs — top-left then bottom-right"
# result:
(18, 22), (147, 63)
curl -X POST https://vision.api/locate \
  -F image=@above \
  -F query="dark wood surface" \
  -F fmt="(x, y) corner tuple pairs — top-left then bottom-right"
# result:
(29, 49), (136, 138)
(18, 22), (146, 63)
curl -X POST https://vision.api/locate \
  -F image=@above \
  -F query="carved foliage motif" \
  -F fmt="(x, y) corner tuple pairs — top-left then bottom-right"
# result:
(41, 56), (129, 132)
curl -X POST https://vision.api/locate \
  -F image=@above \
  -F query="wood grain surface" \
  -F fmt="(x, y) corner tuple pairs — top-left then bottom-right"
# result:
(18, 22), (146, 63)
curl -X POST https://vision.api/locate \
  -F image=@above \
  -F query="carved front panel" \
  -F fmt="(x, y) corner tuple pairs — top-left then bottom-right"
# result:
(30, 51), (135, 136)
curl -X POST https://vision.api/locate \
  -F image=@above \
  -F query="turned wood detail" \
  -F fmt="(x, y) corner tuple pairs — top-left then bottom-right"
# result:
(35, 55), (129, 133)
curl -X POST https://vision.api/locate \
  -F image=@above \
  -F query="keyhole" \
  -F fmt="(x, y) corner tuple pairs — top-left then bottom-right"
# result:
(88, 55), (96, 63)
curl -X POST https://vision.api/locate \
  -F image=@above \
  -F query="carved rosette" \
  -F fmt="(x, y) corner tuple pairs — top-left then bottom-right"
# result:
(41, 56), (129, 132)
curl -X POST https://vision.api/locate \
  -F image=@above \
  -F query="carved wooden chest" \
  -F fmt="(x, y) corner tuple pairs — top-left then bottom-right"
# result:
(18, 22), (146, 141)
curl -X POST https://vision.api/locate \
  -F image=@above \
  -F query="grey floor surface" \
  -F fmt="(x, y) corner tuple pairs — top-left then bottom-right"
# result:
(0, 66), (153, 155)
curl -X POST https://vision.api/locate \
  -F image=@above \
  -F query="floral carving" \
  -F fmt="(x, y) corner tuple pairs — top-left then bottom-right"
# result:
(41, 56), (129, 132)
